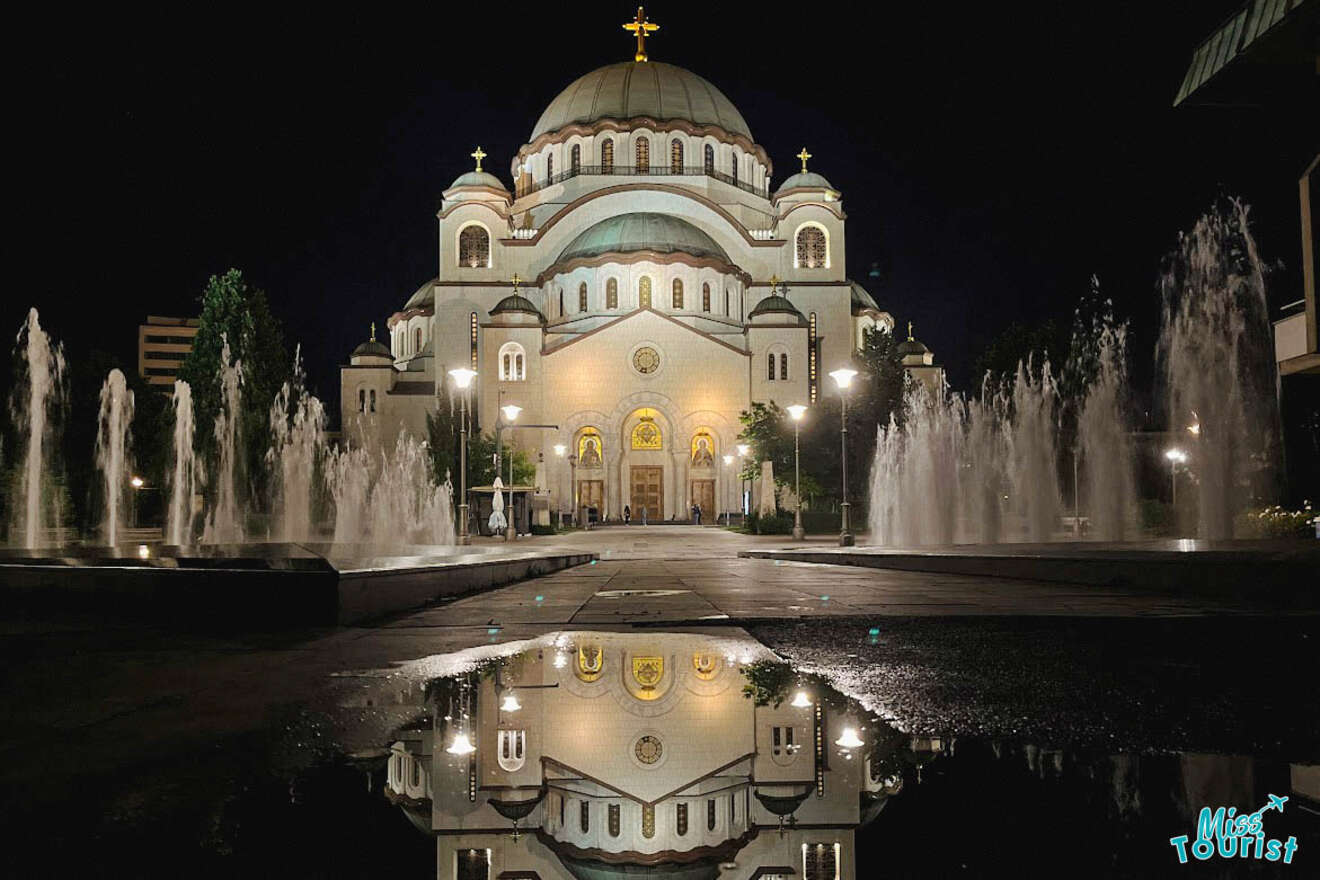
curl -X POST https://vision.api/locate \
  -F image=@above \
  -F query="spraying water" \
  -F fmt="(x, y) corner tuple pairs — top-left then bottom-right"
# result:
(267, 346), (327, 542)
(94, 369), (134, 545)
(324, 432), (455, 546)
(1074, 308), (1137, 541)
(1157, 200), (1277, 539)
(202, 335), (244, 544)
(167, 380), (201, 545)
(11, 308), (65, 548)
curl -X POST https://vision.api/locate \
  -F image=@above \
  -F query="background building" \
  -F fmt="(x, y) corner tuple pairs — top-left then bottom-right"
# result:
(137, 315), (200, 388)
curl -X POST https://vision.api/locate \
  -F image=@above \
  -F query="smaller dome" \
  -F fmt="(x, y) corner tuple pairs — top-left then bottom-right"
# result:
(748, 294), (805, 320)
(449, 170), (508, 191)
(898, 336), (930, 356)
(352, 339), (391, 359)
(850, 281), (881, 313)
(776, 171), (835, 193)
(558, 213), (729, 264)
(490, 293), (544, 319)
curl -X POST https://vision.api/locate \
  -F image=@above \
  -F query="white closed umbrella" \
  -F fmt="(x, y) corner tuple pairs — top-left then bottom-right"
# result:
(489, 477), (508, 532)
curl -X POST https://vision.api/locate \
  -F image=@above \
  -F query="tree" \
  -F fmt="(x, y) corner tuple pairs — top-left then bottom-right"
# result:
(467, 432), (536, 488)
(425, 386), (459, 486)
(971, 319), (1068, 388)
(177, 269), (289, 512)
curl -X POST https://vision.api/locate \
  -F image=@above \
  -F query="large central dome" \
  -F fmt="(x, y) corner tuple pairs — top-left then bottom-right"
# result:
(530, 62), (752, 142)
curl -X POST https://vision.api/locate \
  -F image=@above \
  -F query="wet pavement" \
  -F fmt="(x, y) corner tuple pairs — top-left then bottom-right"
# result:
(0, 526), (1315, 876)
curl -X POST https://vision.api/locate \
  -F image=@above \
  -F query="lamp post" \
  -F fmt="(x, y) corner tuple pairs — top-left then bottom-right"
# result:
(495, 397), (522, 541)
(736, 443), (750, 524)
(448, 368), (477, 544)
(1165, 448), (1187, 508)
(553, 444), (567, 529)
(829, 368), (858, 547)
(722, 454), (734, 526)
(787, 405), (807, 540)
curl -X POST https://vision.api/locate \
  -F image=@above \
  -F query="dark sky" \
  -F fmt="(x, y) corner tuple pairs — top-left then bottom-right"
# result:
(12, 2), (1317, 401)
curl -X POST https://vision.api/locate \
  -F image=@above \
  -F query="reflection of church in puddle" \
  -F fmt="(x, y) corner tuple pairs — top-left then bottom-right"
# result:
(384, 632), (909, 879)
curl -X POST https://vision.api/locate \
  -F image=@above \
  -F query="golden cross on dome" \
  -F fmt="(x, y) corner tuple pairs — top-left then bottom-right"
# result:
(769, 275), (781, 293)
(796, 148), (812, 174)
(370, 322), (376, 342)
(511, 273), (522, 291)
(908, 321), (914, 341)
(470, 146), (487, 172)
(623, 6), (659, 62)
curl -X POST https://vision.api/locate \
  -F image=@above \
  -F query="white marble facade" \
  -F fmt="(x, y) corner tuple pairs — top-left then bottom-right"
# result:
(341, 50), (921, 521)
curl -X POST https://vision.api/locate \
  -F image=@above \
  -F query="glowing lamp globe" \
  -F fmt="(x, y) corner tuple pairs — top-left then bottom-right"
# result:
(446, 733), (476, 755)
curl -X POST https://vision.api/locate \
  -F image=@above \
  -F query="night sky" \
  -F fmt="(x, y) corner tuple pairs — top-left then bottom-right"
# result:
(13, 2), (1317, 408)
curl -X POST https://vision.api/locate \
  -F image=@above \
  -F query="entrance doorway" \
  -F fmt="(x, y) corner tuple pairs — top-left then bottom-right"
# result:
(690, 480), (715, 521)
(578, 480), (604, 522)
(629, 466), (663, 521)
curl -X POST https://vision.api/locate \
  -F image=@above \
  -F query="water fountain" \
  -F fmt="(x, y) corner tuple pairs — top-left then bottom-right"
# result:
(267, 346), (326, 542)
(324, 433), (455, 547)
(166, 380), (201, 545)
(202, 335), (244, 544)
(94, 368), (134, 545)
(1075, 314), (1137, 541)
(10, 308), (65, 548)
(1157, 199), (1278, 540)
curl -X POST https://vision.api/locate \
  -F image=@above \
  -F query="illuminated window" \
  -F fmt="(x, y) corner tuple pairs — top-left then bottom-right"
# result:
(639, 276), (652, 309)
(676, 802), (688, 836)
(608, 804), (620, 837)
(580, 800), (590, 833)
(601, 138), (614, 172)
(606, 278), (618, 310)
(703, 144), (714, 174)
(570, 143), (580, 174)
(636, 137), (649, 173)
(731, 153), (738, 186)
(672, 278), (683, 309)
(702, 283), (710, 312)
(457, 848), (490, 880)
(499, 342), (526, 381)
(796, 225), (828, 269)
(781, 353), (789, 380)
(497, 730), (525, 771)
(458, 225), (491, 268)
(671, 138), (683, 173)
(803, 843), (840, 880)
(768, 352), (776, 381)
(546, 153), (553, 181)
(579, 282), (588, 313)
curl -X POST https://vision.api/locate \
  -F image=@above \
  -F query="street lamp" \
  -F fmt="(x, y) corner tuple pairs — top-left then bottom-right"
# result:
(835, 727), (864, 749)
(790, 690), (813, 708)
(829, 368), (858, 547)
(498, 403), (522, 540)
(1165, 448), (1188, 507)
(722, 454), (734, 526)
(787, 405), (807, 540)
(553, 444), (567, 528)
(736, 443), (750, 521)
(448, 367), (477, 545)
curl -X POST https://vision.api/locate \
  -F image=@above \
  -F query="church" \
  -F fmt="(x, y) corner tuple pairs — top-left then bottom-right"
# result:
(341, 9), (938, 523)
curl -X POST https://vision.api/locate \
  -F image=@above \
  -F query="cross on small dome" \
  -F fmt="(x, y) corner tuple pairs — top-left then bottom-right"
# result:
(470, 146), (487, 172)
(796, 148), (812, 174)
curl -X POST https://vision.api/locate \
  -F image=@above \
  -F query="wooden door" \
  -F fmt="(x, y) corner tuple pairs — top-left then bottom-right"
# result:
(691, 480), (715, 521)
(629, 466), (663, 521)
(578, 480), (604, 520)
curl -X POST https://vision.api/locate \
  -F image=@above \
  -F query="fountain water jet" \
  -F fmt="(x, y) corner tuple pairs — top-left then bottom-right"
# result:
(94, 369), (134, 545)
(1157, 200), (1278, 539)
(166, 380), (201, 545)
(267, 346), (326, 542)
(1075, 311), (1137, 541)
(202, 335), (244, 544)
(10, 308), (65, 548)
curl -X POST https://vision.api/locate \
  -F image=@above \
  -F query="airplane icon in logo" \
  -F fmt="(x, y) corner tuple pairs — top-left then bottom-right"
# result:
(1249, 794), (1289, 819)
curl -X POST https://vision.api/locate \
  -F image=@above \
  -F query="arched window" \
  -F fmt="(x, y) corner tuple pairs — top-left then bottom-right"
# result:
(606, 278), (618, 310)
(411, 758), (420, 787)
(731, 153), (738, 186)
(725, 289), (730, 316)
(369, 389), (377, 412)
(601, 138), (614, 172)
(676, 803), (688, 836)
(608, 804), (620, 837)
(358, 389), (366, 413)
(639, 276), (652, 309)
(580, 801), (590, 833)
(768, 353), (776, 380)
(546, 153), (553, 181)
(672, 278), (683, 309)
(414, 328), (422, 352)
(458, 224), (491, 268)
(703, 144), (714, 174)
(578, 282), (588, 313)
(702, 283), (711, 312)
(499, 342), (526, 381)
(796, 225), (828, 269)
(671, 138), (683, 173)
(781, 352), (789, 380)
(570, 143), (581, 174)
(636, 138), (649, 173)
(558, 288), (564, 317)
(707, 799), (716, 831)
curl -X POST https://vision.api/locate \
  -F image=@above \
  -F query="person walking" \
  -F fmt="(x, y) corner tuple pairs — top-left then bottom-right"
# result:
(641, 506), (648, 526)
(624, 504), (631, 525)
(694, 503), (702, 525)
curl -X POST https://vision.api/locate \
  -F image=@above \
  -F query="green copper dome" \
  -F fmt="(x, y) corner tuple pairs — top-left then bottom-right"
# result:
(557, 213), (730, 264)
(448, 170), (508, 191)
(490, 293), (544, 319)
(531, 62), (752, 141)
(776, 170), (835, 193)
(748, 293), (805, 320)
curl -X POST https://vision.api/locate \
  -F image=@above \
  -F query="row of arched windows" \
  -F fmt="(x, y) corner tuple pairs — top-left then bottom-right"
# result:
(533, 137), (752, 183)
(767, 352), (791, 381)
(555, 277), (726, 316)
(551, 796), (741, 840)
(357, 388), (377, 412)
